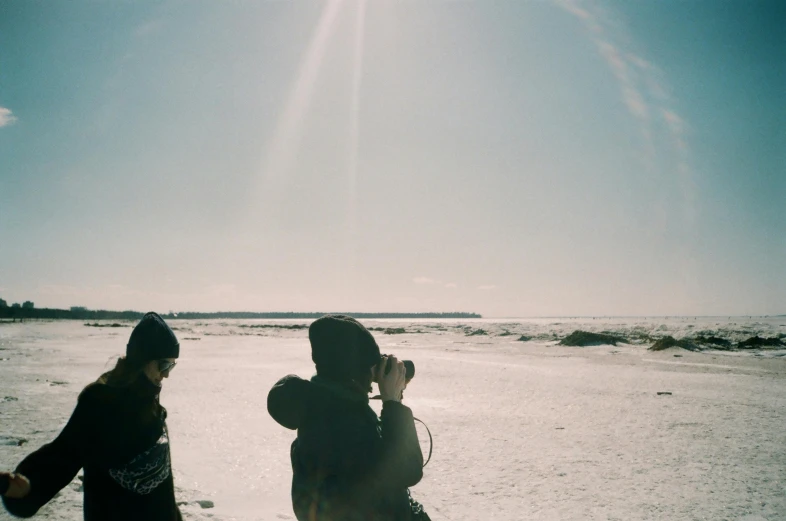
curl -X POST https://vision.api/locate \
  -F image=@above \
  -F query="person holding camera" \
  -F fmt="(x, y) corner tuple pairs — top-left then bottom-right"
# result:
(1, 312), (183, 521)
(267, 314), (429, 521)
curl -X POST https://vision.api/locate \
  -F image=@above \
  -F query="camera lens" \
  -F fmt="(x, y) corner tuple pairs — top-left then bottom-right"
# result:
(381, 356), (415, 380)
(403, 360), (415, 380)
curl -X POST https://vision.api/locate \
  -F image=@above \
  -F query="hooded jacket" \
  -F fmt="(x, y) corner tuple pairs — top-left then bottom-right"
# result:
(268, 374), (423, 521)
(2, 376), (182, 521)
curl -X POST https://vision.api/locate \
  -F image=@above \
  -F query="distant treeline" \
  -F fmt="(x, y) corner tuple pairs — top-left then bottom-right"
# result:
(165, 311), (481, 319)
(0, 307), (144, 320)
(0, 306), (481, 321)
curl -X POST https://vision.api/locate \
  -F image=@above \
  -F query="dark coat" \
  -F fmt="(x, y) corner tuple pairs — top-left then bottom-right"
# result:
(268, 375), (424, 521)
(2, 378), (182, 521)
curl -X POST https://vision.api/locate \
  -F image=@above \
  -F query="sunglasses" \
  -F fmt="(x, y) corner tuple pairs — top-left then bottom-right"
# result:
(157, 359), (177, 373)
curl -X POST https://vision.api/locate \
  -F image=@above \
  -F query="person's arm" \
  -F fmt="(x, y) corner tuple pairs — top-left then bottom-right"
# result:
(301, 357), (423, 492)
(2, 387), (98, 518)
(377, 399), (423, 487)
(376, 356), (423, 486)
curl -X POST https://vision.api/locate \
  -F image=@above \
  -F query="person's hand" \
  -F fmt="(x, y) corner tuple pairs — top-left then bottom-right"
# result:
(377, 355), (407, 402)
(0, 472), (31, 499)
(399, 377), (412, 401)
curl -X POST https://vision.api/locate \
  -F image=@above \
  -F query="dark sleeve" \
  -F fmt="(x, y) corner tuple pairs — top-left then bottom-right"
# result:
(2, 389), (98, 518)
(299, 399), (423, 493)
(377, 401), (424, 487)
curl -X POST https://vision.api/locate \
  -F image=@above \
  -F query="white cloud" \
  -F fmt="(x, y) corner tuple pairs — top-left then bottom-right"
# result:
(558, 0), (696, 234)
(559, 1), (686, 155)
(622, 85), (648, 120)
(135, 19), (163, 38)
(560, 2), (590, 20)
(445, 283), (458, 289)
(627, 53), (653, 71)
(0, 107), (17, 127)
(477, 285), (496, 290)
(413, 277), (438, 285)
(662, 109), (684, 135)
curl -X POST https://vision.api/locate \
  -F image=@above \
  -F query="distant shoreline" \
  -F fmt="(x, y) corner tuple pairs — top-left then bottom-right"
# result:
(1, 311), (783, 323)
(0, 309), (482, 321)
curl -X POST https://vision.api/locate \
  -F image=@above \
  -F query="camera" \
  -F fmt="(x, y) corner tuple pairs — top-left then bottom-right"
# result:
(377, 354), (415, 381)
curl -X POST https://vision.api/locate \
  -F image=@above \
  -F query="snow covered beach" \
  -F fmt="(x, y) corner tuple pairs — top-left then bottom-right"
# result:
(1, 318), (784, 521)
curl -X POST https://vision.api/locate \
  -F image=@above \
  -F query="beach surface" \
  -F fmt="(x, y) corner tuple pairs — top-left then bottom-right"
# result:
(1, 318), (785, 521)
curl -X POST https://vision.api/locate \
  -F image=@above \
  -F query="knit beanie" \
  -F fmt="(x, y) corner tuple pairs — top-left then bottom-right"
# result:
(309, 315), (381, 381)
(126, 312), (180, 364)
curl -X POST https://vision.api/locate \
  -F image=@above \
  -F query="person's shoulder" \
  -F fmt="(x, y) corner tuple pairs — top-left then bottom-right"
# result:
(77, 381), (119, 408)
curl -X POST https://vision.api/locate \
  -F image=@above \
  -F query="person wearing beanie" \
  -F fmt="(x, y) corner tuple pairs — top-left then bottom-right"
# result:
(268, 314), (430, 521)
(1, 312), (183, 521)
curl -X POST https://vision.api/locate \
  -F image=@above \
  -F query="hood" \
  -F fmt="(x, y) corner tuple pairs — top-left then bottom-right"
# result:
(267, 374), (371, 430)
(267, 374), (312, 430)
(309, 315), (381, 382)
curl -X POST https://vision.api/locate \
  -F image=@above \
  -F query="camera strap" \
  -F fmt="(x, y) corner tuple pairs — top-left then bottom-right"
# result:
(413, 417), (433, 468)
(371, 395), (433, 468)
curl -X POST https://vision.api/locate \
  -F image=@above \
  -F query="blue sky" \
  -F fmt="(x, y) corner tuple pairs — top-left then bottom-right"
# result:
(0, 0), (783, 317)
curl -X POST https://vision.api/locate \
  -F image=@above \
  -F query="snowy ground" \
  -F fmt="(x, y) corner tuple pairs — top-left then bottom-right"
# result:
(1, 317), (785, 521)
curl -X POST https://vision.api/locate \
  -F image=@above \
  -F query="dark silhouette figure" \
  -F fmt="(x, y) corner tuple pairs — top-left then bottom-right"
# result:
(1, 312), (183, 521)
(268, 314), (429, 521)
